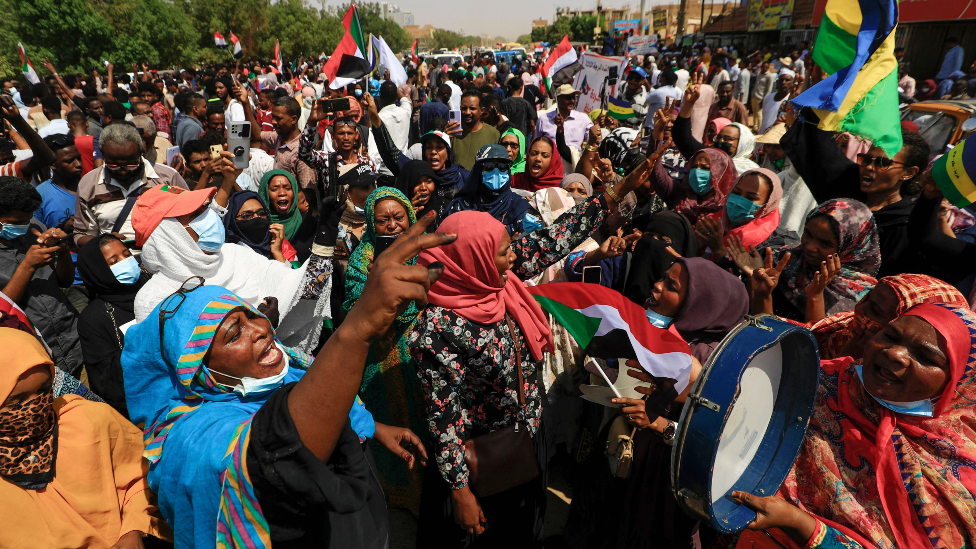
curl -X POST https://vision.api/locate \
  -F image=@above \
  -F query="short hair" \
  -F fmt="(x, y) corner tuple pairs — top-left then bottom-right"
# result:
(461, 89), (481, 107)
(206, 103), (225, 117)
(259, 88), (276, 101)
(659, 68), (678, 86)
(181, 139), (210, 159)
(507, 77), (524, 94)
(481, 93), (500, 112)
(900, 131), (931, 179)
(43, 133), (75, 152)
(185, 93), (206, 111)
(0, 176), (42, 216)
(273, 96), (301, 117)
(111, 87), (129, 104)
(137, 81), (160, 98)
(164, 78), (178, 88)
(40, 95), (61, 114)
(18, 89), (36, 106)
(199, 131), (226, 148)
(84, 96), (102, 111)
(437, 83), (452, 99)
(379, 81), (398, 102)
(131, 115), (157, 137)
(947, 36), (959, 44)
(407, 68), (418, 78)
(99, 122), (144, 153)
(66, 111), (87, 125)
(103, 100), (128, 122)
(718, 80), (734, 90)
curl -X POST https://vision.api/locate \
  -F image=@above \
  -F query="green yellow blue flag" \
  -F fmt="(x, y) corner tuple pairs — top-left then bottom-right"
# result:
(792, 0), (901, 157)
(607, 96), (635, 121)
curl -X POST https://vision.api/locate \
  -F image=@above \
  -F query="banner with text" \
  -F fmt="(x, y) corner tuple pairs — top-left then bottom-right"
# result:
(627, 34), (658, 56)
(652, 10), (668, 32)
(573, 52), (629, 115)
(614, 19), (639, 31)
(749, 0), (795, 31)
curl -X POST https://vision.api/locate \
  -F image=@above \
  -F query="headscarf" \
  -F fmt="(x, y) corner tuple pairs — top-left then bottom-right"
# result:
(123, 285), (374, 548)
(719, 167), (783, 251)
(674, 148), (738, 224)
(529, 187), (577, 226)
(223, 191), (273, 258)
(512, 136), (565, 191)
(705, 117), (731, 146)
(421, 131), (469, 193)
(394, 160), (446, 221)
(449, 155), (531, 234)
(728, 122), (760, 172)
(0, 329), (57, 489)
(560, 173), (593, 198)
(672, 257), (749, 362)
(623, 237), (682, 306)
(775, 199), (880, 316)
(780, 304), (976, 549)
(915, 78), (937, 101)
(258, 169), (303, 241)
(642, 210), (698, 257)
(418, 211), (554, 361)
(500, 127), (527, 174)
(77, 235), (148, 313)
(811, 274), (968, 360)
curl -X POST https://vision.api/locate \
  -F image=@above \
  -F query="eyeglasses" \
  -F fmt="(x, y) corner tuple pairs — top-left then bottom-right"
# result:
(714, 134), (738, 144)
(855, 153), (905, 172)
(480, 160), (510, 172)
(236, 209), (268, 221)
(158, 276), (205, 348)
(104, 162), (142, 170)
(501, 141), (520, 150)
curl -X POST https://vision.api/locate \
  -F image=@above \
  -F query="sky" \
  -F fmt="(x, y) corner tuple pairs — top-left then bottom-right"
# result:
(385, 0), (692, 42)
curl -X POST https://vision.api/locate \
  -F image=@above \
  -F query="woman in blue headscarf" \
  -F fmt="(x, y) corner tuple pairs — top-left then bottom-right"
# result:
(121, 270), (439, 547)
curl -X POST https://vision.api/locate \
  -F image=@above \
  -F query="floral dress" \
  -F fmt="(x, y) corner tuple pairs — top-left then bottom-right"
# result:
(408, 193), (613, 488)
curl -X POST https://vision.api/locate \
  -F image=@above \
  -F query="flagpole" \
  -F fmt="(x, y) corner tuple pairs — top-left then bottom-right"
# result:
(593, 360), (623, 399)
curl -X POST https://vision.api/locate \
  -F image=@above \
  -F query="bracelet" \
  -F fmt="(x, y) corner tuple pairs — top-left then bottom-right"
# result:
(585, 143), (600, 153)
(605, 186), (622, 203)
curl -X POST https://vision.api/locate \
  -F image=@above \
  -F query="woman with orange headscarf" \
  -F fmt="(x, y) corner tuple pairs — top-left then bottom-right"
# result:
(0, 328), (167, 549)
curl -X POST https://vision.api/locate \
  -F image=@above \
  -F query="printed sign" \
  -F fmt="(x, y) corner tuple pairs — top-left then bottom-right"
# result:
(749, 0), (795, 31)
(653, 10), (668, 31)
(627, 34), (659, 56)
(614, 19), (639, 31)
(572, 52), (629, 115)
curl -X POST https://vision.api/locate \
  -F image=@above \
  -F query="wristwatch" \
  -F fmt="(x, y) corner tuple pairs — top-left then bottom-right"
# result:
(661, 420), (677, 446)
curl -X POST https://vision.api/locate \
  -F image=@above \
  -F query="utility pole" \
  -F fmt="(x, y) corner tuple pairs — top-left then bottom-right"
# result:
(638, 0), (646, 36)
(677, 0), (687, 38)
(700, 0), (706, 37)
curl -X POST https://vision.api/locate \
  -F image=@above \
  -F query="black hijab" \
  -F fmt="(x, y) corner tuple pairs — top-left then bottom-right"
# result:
(622, 212), (699, 306)
(223, 191), (273, 258)
(77, 235), (148, 313)
(395, 160), (447, 225)
(642, 211), (698, 257)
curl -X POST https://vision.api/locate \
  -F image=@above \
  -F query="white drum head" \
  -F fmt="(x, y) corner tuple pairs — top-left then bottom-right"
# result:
(710, 344), (783, 503)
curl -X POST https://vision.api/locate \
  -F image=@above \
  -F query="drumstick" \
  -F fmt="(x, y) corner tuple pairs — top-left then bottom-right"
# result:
(594, 360), (623, 399)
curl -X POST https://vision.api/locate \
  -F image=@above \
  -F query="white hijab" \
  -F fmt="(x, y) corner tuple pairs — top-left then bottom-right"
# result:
(729, 122), (760, 173)
(135, 216), (330, 351)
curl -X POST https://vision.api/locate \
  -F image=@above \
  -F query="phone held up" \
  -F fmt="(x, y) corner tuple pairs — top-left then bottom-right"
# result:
(583, 266), (603, 285)
(228, 121), (251, 170)
(448, 110), (462, 124)
(374, 235), (399, 257)
(320, 97), (351, 114)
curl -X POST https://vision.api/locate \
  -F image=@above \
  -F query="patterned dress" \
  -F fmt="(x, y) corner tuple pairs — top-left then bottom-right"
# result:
(408, 193), (613, 488)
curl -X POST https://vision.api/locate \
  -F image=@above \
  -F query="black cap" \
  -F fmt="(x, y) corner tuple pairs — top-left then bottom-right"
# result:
(338, 163), (378, 189)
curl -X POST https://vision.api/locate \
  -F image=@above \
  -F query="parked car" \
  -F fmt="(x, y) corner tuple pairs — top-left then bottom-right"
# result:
(901, 100), (976, 157)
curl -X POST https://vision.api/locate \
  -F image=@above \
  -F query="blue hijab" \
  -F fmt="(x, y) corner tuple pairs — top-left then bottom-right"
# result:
(448, 156), (531, 234)
(122, 284), (374, 548)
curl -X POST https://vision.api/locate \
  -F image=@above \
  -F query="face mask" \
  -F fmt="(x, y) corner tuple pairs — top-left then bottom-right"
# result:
(726, 193), (763, 225)
(210, 355), (290, 398)
(236, 218), (271, 244)
(687, 168), (713, 195)
(714, 140), (733, 155)
(646, 309), (673, 328)
(482, 168), (510, 190)
(772, 157), (786, 171)
(854, 364), (935, 417)
(354, 89), (364, 97)
(110, 256), (142, 285)
(185, 207), (226, 253)
(107, 163), (145, 187)
(0, 388), (56, 488)
(522, 213), (543, 233)
(0, 222), (29, 240)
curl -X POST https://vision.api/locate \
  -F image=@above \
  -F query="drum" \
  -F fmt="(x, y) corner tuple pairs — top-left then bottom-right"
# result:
(670, 314), (819, 534)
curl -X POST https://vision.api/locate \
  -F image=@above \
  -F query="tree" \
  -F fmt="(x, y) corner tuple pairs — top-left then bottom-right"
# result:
(516, 34), (533, 45)
(431, 29), (464, 51)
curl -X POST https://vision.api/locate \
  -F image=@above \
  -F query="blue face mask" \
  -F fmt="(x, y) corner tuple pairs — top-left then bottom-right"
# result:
(354, 89), (364, 97)
(109, 256), (141, 285)
(726, 193), (763, 225)
(482, 168), (510, 191)
(0, 222), (29, 240)
(687, 168), (713, 195)
(522, 213), (543, 233)
(185, 207), (226, 254)
(645, 309), (673, 329)
(855, 364), (935, 417)
(211, 355), (290, 398)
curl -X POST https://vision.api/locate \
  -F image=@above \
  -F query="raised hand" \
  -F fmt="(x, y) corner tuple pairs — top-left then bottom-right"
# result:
(683, 72), (704, 107)
(751, 249), (791, 297)
(694, 215), (725, 256)
(727, 235), (763, 276)
(803, 254), (841, 298)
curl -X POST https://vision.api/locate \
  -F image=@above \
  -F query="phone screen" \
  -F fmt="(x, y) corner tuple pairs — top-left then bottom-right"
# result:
(374, 235), (398, 257)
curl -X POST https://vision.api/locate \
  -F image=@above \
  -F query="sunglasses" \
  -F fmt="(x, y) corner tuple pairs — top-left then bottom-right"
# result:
(480, 160), (510, 172)
(236, 209), (268, 221)
(855, 153), (905, 172)
(501, 141), (520, 150)
(334, 119), (357, 128)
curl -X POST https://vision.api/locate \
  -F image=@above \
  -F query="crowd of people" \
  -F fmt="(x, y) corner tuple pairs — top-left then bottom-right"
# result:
(1, 35), (975, 549)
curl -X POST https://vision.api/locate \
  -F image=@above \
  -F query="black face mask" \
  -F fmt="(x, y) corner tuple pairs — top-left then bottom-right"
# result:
(713, 141), (733, 155)
(236, 217), (271, 244)
(106, 164), (145, 187)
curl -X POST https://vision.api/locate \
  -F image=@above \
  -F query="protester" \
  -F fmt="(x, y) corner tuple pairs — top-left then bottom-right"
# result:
(696, 167), (783, 262)
(936, 36), (965, 80)
(536, 84), (592, 150)
(174, 93), (207, 147)
(512, 136), (565, 192)
(500, 127), (527, 174)
(708, 80), (748, 125)
(394, 160), (448, 224)
(33, 134), (81, 230)
(301, 99), (376, 196)
(650, 146), (737, 225)
(759, 68), (795, 133)
(560, 172), (592, 200)
(223, 190), (290, 263)
(451, 90), (501, 171)
(751, 62), (777, 133)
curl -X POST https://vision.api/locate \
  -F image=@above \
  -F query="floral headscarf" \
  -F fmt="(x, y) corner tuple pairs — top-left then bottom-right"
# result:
(775, 199), (880, 316)
(675, 148), (737, 224)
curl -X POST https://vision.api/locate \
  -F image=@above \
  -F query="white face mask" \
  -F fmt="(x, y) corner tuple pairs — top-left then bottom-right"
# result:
(209, 350), (290, 398)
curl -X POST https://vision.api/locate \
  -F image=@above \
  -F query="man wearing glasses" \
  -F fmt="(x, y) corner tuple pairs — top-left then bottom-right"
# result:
(781, 112), (932, 277)
(73, 123), (188, 248)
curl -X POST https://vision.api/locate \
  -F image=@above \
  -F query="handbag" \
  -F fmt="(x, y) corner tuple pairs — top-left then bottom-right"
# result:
(607, 415), (638, 479)
(463, 314), (541, 498)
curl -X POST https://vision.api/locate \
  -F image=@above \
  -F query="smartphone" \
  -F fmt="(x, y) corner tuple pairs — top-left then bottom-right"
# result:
(374, 235), (398, 257)
(448, 110), (462, 124)
(209, 144), (222, 160)
(583, 266), (603, 285)
(166, 146), (180, 166)
(320, 97), (350, 113)
(227, 121), (251, 170)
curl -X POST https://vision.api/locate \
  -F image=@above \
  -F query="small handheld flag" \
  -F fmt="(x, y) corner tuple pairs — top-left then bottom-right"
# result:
(411, 40), (419, 66)
(932, 138), (976, 207)
(607, 96), (635, 120)
(230, 33), (243, 58)
(18, 43), (39, 85)
(542, 35), (577, 94)
(274, 40), (283, 73)
(214, 32), (227, 48)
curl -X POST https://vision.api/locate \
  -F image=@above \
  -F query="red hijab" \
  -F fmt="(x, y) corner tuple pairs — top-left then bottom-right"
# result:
(717, 167), (783, 251)
(512, 136), (565, 192)
(774, 304), (976, 549)
(418, 211), (554, 361)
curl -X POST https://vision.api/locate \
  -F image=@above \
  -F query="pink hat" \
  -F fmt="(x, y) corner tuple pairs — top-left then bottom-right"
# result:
(132, 184), (216, 246)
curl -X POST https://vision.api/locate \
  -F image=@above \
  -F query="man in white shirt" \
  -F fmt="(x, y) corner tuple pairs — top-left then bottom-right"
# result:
(733, 59), (751, 104)
(38, 96), (70, 138)
(643, 69), (684, 128)
(728, 59), (742, 83)
(675, 62), (691, 91)
(759, 68), (795, 134)
(377, 81), (412, 153)
(445, 72), (463, 111)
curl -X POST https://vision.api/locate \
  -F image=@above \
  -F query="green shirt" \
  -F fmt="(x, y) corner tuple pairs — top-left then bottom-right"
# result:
(451, 124), (501, 171)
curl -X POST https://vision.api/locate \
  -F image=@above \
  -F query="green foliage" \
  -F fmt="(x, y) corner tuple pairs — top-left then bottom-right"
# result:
(517, 34), (533, 45)
(530, 15), (598, 45)
(432, 29), (465, 51)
